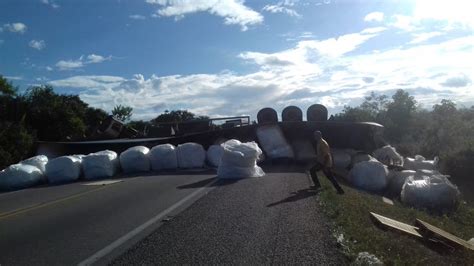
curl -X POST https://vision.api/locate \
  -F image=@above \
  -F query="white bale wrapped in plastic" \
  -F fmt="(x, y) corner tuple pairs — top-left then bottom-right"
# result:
(217, 139), (265, 179)
(351, 153), (376, 167)
(176, 143), (205, 169)
(403, 155), (439, 171)
(45, 156), (82, 183)
(348, 160), (388, 192)
(206, 144), (224, 167)
(401, 174), (460, 211)
(372, 145), (403, 166)
(21, 155), (48, 174)
(256, 125), (294, 159)
(387, 170), (416, 196)
(82, 150), (119, 180)
(331, 149), (352, 169)
(0, 164), (43, 190)
(150, 144), (178, 171)
(120, 146), (151, 174)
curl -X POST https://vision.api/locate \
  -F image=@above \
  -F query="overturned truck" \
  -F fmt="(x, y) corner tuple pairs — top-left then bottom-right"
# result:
(36, 104), (385, 161)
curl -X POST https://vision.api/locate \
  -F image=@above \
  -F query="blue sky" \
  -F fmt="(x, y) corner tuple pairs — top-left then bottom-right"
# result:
(0, 0), (473, 120)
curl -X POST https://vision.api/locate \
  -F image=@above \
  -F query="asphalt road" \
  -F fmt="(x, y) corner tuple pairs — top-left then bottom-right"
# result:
(0, 170), (217, 265)
(113, 168), (346, 265)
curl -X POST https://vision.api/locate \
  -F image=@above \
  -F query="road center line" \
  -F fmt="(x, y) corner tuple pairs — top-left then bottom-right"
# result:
(0, 183), (119, 221)
(78, 178), (219, 266)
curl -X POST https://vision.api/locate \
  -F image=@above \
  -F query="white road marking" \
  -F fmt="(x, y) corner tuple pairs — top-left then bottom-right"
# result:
(82, 180), (123, 186)
(78, 178), (219, 266)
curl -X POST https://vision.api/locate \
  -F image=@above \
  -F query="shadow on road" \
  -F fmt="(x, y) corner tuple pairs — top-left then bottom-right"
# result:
(177, 177), (239, 189)
(266, 188), (319, 207)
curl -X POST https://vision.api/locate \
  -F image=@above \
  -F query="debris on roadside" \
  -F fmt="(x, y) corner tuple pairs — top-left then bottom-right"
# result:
(370, 212), (474, 252)
(353, 251), (383, 265)
(370, 212), (422, 238)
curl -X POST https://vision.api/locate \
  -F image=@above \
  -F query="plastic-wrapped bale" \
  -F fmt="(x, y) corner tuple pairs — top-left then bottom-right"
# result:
(206, 144), (224, 167)
(150, 144), (178, 171)
(403, 155), (439, 171)
(45, 156), (82, 183)
(21, 155), (48, 174)
(0, 164), (43, 190)
(372, 145), (403, 166)
(82, 150), (119, 180)
(351, 153), (376, 168)
(256, 125), (294, 159)
(401, 174), (460, 211)
(348, 160), (388, 192)
(387, 170), (416, 197)
(120, 146), (150, 174)
(217, 139), (265, 179)
(177, 143), (205, 169)
(331, 149), (352, 169)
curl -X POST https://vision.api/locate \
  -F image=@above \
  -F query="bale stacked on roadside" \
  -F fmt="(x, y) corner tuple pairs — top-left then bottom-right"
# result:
(206, 144), (224, 167)
(176, 143), (205, 169)
(45, 155), (83, 183)
(150, 144), (178, 171)
(256, 125), (294, 159)
(0, 164), (43, 190)
(348, 160), (388, 192)
(217, 139), (265, 179)
(82, 150), (119, 180)
(21, 155), (48, 174)
(401, 170), (460, 212)
(120, 146), (150, 173)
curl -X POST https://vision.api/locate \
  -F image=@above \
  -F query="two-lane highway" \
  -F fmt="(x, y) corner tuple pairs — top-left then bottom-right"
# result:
(0, 171), (217, 265)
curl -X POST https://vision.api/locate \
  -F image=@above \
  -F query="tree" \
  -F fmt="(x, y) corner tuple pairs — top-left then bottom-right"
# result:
(384, 89), (417, 142)
(112, 105), (133, 122)
(151, 110), (209, 124)
(0, 75), (17, 97)
(333, 92), (388, 122)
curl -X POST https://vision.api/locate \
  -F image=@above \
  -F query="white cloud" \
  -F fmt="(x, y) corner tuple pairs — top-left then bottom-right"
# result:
(29, 40), (46, 50)
(262, 4), (300, 17)
(364, 12), (384, 22)
(2, 23), (27, 34)
(46, 66), (53, 71)
(55, 54), (112, 71)
(360, 27), (387, 34)
(409, 32), (443, 44)
(129, 14), (146, 20)
(389, 14), (418, 31)
(56, 59), (84, 70)
(147, 0), (263, 31)
(440, 73), (472, 88)
(41, 0), (60, 8)
(86, 54), (111, 63)
(47, 27), (474, 120)
(414, 0), (473, 29)
(49, 75), (126, 89)
(5, 76), (23, 81)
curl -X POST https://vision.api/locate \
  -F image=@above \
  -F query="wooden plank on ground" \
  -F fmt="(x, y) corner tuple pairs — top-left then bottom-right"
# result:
(370, 212), (422, 238)
(415, 219), (474, 251)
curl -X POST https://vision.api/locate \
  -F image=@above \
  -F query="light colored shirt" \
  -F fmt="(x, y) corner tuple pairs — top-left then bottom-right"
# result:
(317, 138), (333, 168)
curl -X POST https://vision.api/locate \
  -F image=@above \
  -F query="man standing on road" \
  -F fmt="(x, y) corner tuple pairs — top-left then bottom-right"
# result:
(309, 131), (345, 194)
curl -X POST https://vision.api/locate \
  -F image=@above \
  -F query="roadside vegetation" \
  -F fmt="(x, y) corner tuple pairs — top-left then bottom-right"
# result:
(0, 75), (208, 170)
(318, 176), (474, 265)
(333, 90), (474, 203)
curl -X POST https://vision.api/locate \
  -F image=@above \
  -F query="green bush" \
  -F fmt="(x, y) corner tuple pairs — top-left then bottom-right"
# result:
(0, 121), (35, 170)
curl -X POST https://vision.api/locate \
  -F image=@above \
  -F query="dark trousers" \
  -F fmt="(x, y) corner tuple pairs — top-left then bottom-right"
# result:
(309, 163), (344, 194)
